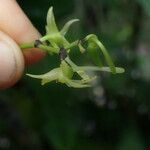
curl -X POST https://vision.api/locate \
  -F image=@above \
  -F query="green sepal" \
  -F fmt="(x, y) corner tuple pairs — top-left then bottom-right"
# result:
(60, 19), (79, 36)
(46, 7), (59, 34)
(26, 68), (60, 85)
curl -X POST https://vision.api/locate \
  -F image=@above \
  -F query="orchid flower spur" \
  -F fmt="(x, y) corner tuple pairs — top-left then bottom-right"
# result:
(20, 6), (125, 88)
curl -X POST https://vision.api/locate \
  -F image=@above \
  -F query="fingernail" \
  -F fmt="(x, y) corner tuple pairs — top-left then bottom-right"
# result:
(0, 41), (16, 88)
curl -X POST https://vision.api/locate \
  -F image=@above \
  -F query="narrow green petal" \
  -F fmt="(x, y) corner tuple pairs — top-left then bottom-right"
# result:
(78, 42), (86, 53)
(95, 39), (116, 74)
(66, 78), (91, 88)
(26, 74), (45, 79)
(45, 26), (49, 35)
(81, 76), (97, 83)
(46, 7), (59, 34)
(85, 34), (116, 74)
(65, 57), (78, 69)
(76, 70), (90, 79)
(65, 57), (91, 80)
(60, 19), (79, 36)
(80, 66), (125, 73)
(26, 68), (60, 85)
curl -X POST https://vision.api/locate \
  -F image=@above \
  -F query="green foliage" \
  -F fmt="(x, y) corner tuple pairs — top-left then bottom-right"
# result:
(117, 127), (145, 150)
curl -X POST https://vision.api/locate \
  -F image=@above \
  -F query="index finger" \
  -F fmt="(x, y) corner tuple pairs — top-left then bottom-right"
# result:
(0, 0), (45, 64)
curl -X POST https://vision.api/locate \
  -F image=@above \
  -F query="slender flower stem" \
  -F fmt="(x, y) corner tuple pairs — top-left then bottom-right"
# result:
(19, 42), (59, 54)
(19, 43), (34, 49)
(38, 45), (59, 54)
(65, 40), (79, 50)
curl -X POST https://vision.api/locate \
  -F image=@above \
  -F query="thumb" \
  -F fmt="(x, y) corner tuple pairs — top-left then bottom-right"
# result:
(0, 31), (24, 89)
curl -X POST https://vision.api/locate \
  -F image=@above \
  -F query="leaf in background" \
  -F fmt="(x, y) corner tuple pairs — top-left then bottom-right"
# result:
(135, 0), (150, 16)
(117, 127), (145, 150)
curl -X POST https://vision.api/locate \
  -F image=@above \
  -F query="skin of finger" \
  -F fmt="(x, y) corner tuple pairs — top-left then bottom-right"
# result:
(23, 48), (46, 65)
(0, 0), (45, 64)
(0, 31), (24, 89)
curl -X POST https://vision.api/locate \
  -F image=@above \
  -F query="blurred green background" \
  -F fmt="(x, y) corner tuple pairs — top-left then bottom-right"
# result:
(0, 0), (150, 149)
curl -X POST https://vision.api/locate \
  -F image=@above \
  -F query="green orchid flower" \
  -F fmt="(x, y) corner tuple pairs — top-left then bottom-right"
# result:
(20, 6), (125, 88)
(40, 7), (79, 53)
(27, 60), (91, 88)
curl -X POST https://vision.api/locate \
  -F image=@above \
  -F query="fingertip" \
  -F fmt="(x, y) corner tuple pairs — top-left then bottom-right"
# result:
(0, 31), (24, 89)
(23, 48), (46, 65)
(0, 0), (45, 65)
